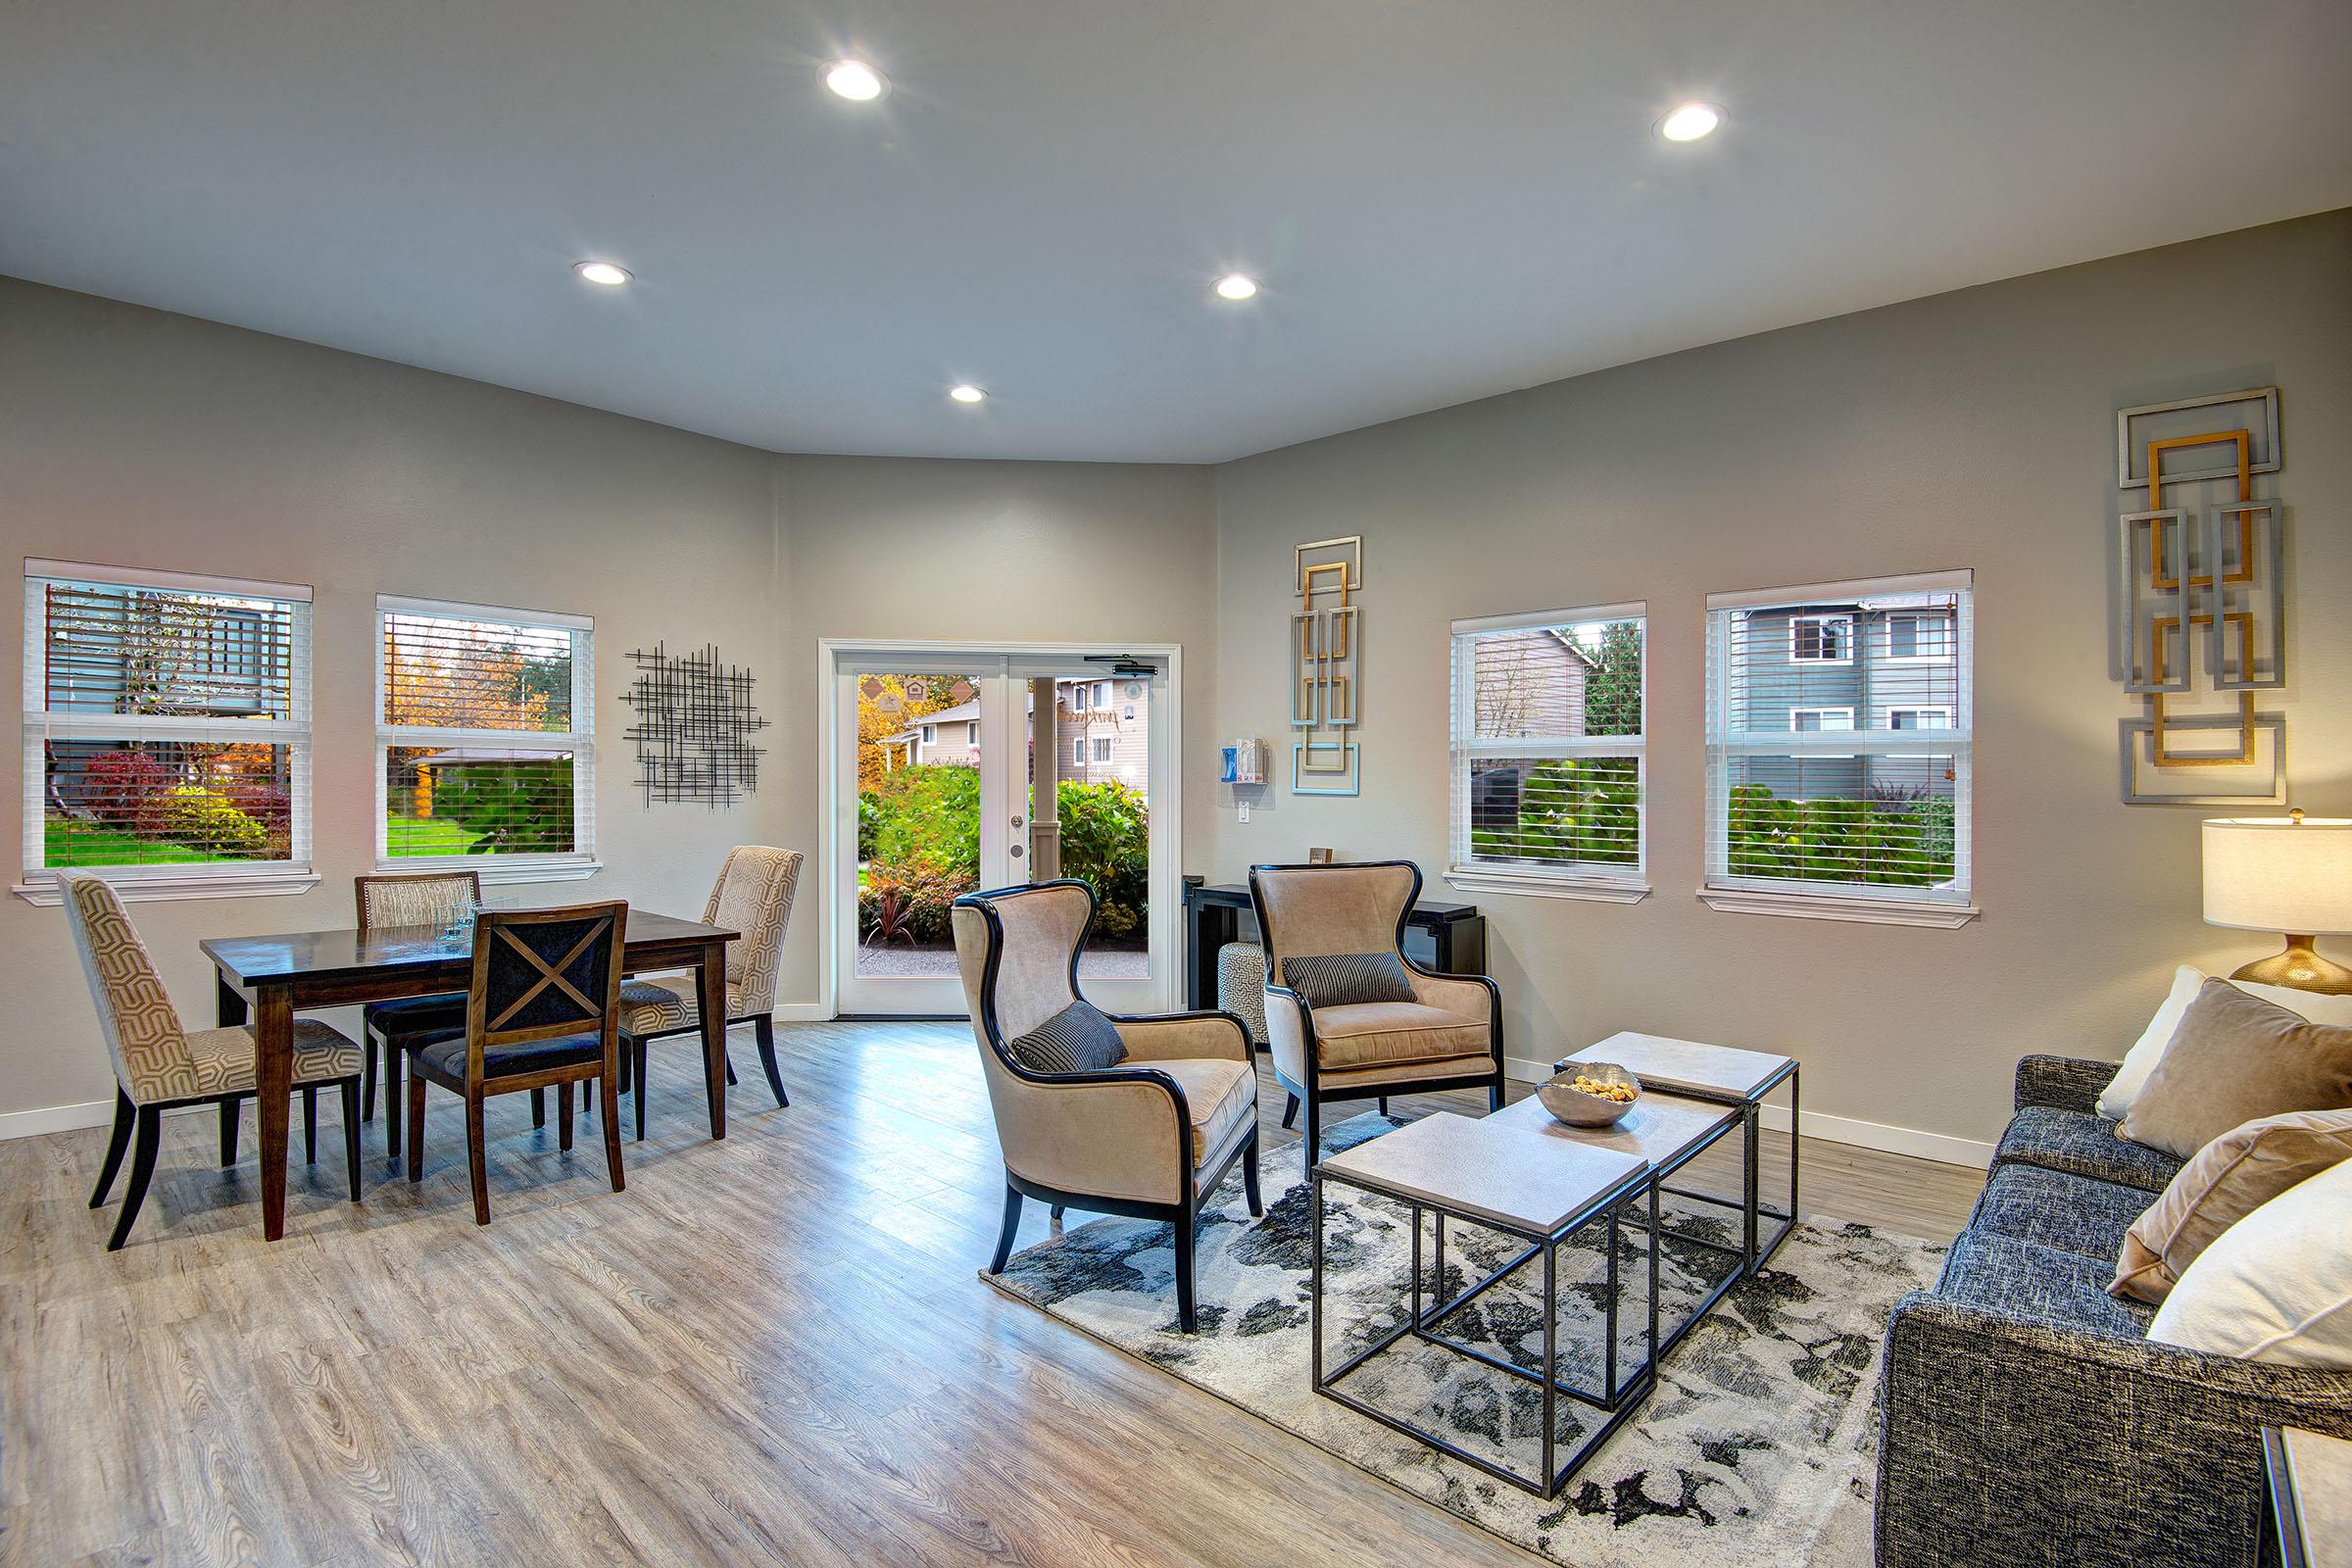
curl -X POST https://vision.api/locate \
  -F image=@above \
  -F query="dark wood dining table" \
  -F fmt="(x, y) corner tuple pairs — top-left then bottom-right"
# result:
(200, 909), (736, 1241)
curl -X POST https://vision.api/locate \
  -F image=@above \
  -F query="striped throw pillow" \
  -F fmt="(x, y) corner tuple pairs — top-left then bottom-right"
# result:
(1282, 952), (1415, 1007)
(1005, 999), (1128, 1074)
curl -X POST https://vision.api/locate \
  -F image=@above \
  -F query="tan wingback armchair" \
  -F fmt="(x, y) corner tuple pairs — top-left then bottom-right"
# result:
(953, 880), (1260, 1333)
(1250, 860), (1503, 1159)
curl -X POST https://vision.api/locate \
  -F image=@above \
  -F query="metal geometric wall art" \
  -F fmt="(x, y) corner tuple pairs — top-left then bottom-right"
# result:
(1291, 535), (1362, 796)
(2114, 386), (2288, 805)
(621, 642), (768, 808)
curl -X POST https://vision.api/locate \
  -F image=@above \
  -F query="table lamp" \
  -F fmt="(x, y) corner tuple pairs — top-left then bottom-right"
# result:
(2202, 810), (2352, 995)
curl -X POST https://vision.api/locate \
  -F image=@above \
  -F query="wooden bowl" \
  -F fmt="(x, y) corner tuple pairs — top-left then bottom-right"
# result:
(1537, 1061), (1642, 1127)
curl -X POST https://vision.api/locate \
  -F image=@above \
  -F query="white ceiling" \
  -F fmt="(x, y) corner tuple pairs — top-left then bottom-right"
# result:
(4, 1), (2348, 464)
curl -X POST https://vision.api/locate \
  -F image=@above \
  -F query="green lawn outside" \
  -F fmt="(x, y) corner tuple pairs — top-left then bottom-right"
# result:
(44, 818), (221, 867)
(385, 816), (490, 857)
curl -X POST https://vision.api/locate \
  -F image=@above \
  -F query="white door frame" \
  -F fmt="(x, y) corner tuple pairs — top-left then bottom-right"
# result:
(816, 637), (1184, 1018)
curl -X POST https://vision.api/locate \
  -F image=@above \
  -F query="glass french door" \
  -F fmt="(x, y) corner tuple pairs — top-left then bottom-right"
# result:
(833, 649), (1170, 1016)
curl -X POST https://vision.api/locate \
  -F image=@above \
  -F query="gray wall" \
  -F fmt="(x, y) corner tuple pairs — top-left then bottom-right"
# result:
(7, 210), (2348, 1149)
(767, 454), (1218, 1008)
(0, 280), (1221, 1124)
(1205, 210), (2352, 1150)
(0, 279), (790, 1123)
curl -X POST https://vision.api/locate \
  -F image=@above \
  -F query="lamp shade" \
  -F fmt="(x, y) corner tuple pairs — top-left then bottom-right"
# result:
(2202, 817), (2352, 935)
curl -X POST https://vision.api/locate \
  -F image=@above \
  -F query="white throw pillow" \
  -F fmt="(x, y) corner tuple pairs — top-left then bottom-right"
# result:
(2097, 966), (2352, 1121)
(2147, 1155), (2352, 1367)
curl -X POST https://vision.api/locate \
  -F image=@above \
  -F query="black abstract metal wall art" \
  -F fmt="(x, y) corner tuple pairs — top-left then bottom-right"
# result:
(620, 643), (767, 808)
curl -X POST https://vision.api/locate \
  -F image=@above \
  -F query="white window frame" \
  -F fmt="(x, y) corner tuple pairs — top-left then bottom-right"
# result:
(1886, 706), (1954, 729)
(373, 594), (600, 884)
(1788, 613), (1854, 663)
(1704, 571), (1975, 928)
(1788, 706), (1856, 760)
(1072, 737), (1085, 766)
(17, 560), (319, 905)
(921, 723), (936, 745)
(1446, 601), (1647, 904)
(1092, 736), (1114, 763)
(1884, 610), (1955, 663)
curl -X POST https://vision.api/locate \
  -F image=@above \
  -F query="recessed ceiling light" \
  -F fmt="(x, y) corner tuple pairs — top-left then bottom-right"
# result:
(1657, 102), (1723, 142)
(824, 59), (889, 101)
(1213, 272), (1259, 302)
(948, 383), (987, 405)
(574, 260), (631, 287)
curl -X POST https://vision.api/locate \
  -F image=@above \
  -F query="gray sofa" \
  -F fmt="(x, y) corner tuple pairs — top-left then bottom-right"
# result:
(1875, 1054), (2352, 1568)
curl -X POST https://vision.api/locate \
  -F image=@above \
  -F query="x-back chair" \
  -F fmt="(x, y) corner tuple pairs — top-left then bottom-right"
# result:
(404, 901), (627, 1225)
(954, 880), (1261, 1333)
(58, 870), (365, 1249)
(1249, 860), (1504, 1160)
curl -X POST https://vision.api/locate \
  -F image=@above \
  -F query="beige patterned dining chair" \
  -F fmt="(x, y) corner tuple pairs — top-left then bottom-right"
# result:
(613, 846), (802, 1139)
(1249, 859), (1503, 1160)
(953, 879), (1261, 1333)
(58, 870), (366, 1250)
(356, 870), (482, 1158)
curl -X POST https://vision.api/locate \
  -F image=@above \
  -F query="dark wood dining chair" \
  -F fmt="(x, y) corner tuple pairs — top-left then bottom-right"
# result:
(355, 870), (481, 1158)
(57, 870), (364, 1249)
(404, 901), (627, 1225)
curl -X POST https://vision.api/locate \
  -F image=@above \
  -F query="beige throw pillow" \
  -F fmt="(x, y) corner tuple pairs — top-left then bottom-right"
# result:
(2099, 965), (2352, 1121)
(2118, 980), (2352, 1159)
(2112, 1107), (2352, 1303)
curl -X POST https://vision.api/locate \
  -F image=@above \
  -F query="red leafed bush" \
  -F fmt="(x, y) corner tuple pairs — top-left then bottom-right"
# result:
(77, 751), (174, 831)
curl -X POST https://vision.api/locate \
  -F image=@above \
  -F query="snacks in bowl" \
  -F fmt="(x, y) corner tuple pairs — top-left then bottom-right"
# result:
(1536, 1062), (1643, 1127)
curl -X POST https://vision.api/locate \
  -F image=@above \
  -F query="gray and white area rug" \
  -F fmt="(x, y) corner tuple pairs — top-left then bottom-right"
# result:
(985, 1113), (1944, 1568)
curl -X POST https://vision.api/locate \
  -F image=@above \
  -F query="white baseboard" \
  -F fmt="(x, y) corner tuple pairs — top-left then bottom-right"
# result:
(4, 1015), (830, 1142)
(1505, 1054), (1992, 1170)
(1757, 1102), (1993, 1169)
(0, 1096), (242, 1142)
(0, 1098), (117, 1141)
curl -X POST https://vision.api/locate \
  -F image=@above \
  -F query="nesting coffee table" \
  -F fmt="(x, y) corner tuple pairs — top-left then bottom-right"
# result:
(1309, 1031), (1799, 1496)
(1311, 1110), (1660, 1496)
(1556, 1032), (1800, 1294)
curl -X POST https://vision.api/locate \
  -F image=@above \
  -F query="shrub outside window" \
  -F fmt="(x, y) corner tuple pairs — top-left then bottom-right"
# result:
(376, 595), (596, 881)
(19, 561), (314, 903)
(1447, 603), (1646, 902)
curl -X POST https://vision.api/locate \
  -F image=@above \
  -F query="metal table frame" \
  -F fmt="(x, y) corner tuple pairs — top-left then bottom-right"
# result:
(1555, 1055), (1801, 1293)
(1310, 1158), (1659, 1498)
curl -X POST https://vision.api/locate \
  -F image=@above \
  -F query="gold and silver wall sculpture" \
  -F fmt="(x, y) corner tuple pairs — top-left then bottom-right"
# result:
(2115, 386), (2287, 806)
(1291, 535), (1362, 796)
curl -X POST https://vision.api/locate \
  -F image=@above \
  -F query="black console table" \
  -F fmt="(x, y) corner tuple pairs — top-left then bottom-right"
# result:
(1180, 882), (1487, 1010)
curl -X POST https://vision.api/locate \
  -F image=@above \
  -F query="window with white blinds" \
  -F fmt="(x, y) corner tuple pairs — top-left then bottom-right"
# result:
(1448, 603), (1646, 901)
(20, 561), (313, 897)
(1703, 571), (1975, 924)
(376, 596), (596, 877)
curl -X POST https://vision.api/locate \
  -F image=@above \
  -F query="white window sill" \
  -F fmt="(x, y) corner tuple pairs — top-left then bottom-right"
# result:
(15, 868), (323, 906)
(373, 858), (605, 886)
(1446, 866), (1650, 905)
(1695, 886), (1980, 929)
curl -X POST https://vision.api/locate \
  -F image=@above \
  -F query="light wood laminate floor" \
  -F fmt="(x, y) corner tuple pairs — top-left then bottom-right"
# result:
(0, 1020), (1985, 1567)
